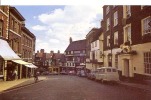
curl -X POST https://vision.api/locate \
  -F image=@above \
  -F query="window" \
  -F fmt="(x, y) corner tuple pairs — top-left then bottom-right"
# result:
(126, 6), (131, 18)
(107, 35), (110, 47)
(115, 54), (118, 68)
(108, 55), (112, 66)
(95, 41), (97, 47)
(114, 32), (118, 45)
(0, 58), (3, 75)
(142, 16), (151, 35)
(112, 69), (117, 72)
(106, 6), (109, 14)
(107, 18), (110, 31)
(0, 20), (3, 37)
(0, 6), (5, 12)
(144, 52), (151, 74)
(107, 68), (111, 72)
(124, 25), (131, 43)
(114, 11), (118, 26)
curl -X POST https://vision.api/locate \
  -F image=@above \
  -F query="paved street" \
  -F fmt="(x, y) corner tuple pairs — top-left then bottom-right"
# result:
(0, 75), (151, 100)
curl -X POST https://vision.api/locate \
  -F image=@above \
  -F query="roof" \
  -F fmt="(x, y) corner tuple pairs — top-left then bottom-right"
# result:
(65, 39), (86, 52)
(54, 53), (63, 59)
(46, 53), (53, 59)
(60, 54), (66, 62)
(10, 7), (25, 21)
(22, 26), (36, 38)
(86, 28), (102, 40)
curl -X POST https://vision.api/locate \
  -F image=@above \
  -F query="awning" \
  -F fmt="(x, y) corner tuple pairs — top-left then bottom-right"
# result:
(0, 39), (21, 60)
(25, 64), (38, 68)
(12, 60), (31, 65)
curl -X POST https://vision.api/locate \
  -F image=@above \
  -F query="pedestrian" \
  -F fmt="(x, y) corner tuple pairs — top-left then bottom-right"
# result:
(34, 70), (39, 83)
(13, 69), (17, 80)
(28, 72), (31, 78)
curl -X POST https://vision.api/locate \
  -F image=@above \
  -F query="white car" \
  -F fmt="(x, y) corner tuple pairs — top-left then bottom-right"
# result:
(95, 67), (119, 83)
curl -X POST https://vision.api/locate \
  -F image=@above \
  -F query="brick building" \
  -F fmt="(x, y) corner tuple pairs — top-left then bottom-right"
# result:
(102, 5), (151, 80)
(0, 6), (36, 81)
(64, 38), (86, 73)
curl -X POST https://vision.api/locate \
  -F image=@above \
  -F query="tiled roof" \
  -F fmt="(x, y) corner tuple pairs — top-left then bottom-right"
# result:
(65, 39), (86, 52)
(54, 53), (63, 59)
(46, 53), (53, 59)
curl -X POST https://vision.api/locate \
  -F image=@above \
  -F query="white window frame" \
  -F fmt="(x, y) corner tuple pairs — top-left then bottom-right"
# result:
(124, 24), (131, 43)
(107, 35), (110, 47)
(115, 54), (118, 68)
(144, 52), (151, 74)
(106, 6), (109, 15)
(141, 16), (151, 35)
(126, 6), (131, 18)
(114, 31), (118, 45)
(0, 20), (3, 37)
(114, 11), (118, 26)
(107, 18), (110, 31)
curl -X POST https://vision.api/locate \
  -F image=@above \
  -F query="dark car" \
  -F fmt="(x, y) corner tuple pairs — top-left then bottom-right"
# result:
(87, 70), (97, 80)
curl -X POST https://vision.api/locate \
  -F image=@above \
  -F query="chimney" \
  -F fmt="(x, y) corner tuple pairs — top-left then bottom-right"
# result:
(40, 49), (44, 53)
(58, 50), (60, 54)
(50, 50), (54, 54)
(69, 37), (72, 44)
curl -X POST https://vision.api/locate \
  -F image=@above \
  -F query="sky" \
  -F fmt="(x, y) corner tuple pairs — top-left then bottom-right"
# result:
(2, 0), (149, 54)
(15, 5), (103, 53)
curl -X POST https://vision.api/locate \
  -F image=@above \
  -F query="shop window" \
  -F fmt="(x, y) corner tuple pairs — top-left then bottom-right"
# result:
(144, 52), (151, 74)
(0, 59), (3, 75)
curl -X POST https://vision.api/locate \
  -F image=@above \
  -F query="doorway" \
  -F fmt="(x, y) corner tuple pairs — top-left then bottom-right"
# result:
(124, 59), (129, 77)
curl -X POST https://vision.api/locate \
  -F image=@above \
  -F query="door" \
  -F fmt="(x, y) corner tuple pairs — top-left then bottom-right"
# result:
(124, 59), (129, 77)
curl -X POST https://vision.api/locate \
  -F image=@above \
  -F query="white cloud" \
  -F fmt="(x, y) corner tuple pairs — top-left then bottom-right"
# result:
(33, 5), (103, 53)
(32, 25), (47, 31)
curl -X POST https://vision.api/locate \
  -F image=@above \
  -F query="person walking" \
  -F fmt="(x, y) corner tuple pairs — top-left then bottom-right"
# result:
(34, 70), (39, 83)
(13, 69), (17, 80)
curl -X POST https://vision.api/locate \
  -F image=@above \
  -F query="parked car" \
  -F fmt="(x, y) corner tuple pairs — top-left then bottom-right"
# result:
(41, 71), (50, 75)
(68, 70), (75, 75)
(87, 70), (97, 80)
(80, 70), (86, 77)
(95, 67), (119, 83)
(60, 70), (68, 75)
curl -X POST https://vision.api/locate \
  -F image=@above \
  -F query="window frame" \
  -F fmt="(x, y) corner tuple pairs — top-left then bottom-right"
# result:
(0, 20), (3, 37)
(114, 11), (118, 26)
(144, 52), (151, 74)
(141, 16), (151, 36)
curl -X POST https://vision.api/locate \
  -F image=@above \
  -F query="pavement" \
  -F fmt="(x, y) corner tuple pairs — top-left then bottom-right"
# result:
(0, 76), (46, 93)
(0, 75), (151, 94)
(117, 80), (151, 92)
